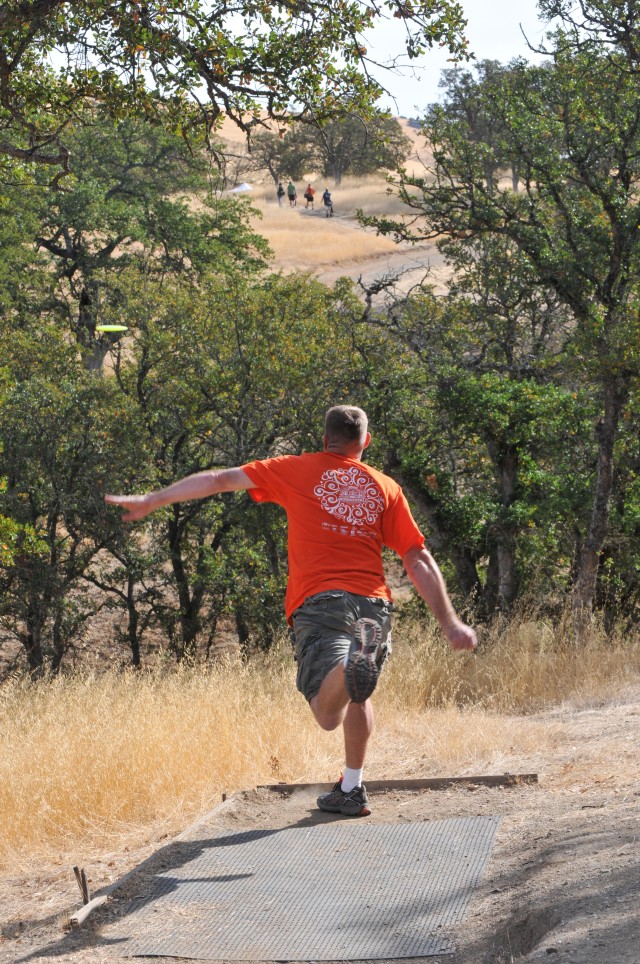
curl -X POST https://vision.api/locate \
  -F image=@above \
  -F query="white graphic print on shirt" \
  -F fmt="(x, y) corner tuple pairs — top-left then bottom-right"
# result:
(314, 466), (384, 527)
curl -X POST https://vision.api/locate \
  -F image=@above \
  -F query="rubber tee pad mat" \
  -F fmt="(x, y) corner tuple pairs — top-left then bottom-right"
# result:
(117, 815), (501, 960)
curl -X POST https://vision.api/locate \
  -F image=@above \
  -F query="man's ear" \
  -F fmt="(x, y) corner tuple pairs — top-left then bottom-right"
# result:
(363, 431), (371, 450)
(322, 434), (329, 451)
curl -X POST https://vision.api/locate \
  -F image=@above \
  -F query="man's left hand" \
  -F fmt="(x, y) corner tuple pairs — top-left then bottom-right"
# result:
(443, 621), (477, 651)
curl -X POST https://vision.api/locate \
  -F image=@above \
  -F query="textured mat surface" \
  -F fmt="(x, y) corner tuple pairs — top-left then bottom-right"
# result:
(118, 816), (500, 960)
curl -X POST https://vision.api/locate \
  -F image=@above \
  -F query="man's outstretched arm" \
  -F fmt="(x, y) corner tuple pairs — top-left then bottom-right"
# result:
(402, 545), (477, 651)
(105, 468), (255, 522)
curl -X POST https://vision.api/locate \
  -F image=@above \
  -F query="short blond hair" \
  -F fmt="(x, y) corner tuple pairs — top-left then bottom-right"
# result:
(324, 405), (368, 446)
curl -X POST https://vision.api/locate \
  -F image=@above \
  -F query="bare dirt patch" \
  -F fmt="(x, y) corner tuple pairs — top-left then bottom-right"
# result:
(313, 239), (450, 296)
(2, 688), (639, 963)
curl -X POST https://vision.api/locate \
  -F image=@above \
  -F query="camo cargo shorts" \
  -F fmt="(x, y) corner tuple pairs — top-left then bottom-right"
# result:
(291, 590), (393, 702)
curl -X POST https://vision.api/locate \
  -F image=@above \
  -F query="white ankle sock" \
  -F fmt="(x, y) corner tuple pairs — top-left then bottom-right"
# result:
(341, 767), (363, 793)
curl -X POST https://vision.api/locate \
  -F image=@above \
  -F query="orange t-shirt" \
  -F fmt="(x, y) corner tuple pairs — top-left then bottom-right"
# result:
(242, 452), (425, 620)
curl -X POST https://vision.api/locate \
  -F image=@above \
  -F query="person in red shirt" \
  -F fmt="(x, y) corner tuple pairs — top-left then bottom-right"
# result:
(105, 405), (476, 816)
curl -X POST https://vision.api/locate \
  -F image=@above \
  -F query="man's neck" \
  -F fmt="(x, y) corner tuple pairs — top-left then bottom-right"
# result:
(324, 444), (363, 461)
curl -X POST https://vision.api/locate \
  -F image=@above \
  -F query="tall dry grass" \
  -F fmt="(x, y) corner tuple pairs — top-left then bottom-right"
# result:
(2, 616), (639, 868)
(385, 613), (640, 712)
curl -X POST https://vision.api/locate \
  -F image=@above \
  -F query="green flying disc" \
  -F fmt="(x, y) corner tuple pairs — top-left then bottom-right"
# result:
(96, 325), (128, 333)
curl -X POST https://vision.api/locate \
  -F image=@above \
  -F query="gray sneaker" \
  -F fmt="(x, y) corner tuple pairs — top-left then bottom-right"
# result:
(357, 617), (392, 670)
(344, 616), (388, 703)
(344, 650), (379, 703)
(317, 779), (371, 817)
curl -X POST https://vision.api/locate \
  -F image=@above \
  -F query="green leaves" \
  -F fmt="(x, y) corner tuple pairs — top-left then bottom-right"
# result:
(14, 114), (272, 367)
(0, 0), (469, 175)
(370, 2), (640, 622)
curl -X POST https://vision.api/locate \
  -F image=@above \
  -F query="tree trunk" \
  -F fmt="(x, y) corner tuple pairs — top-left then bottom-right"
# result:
(482, 548), (500, 616)
(24, 624), (44, 675)
(449, 545), (483, 602)
(50, 608), (66, 674)
(384, 451), (481, 602)
(572, 376), (629, 637)
(85, 341), (110, 373)
(24, 574), (52, 675)
(168, 514), (199, 659)
(487, 442), (520, 613)
(497, 540), (518, 612)
(235, 609), (250, 654)
(77, 286), (110, 372)
(126, 574), (141, 667)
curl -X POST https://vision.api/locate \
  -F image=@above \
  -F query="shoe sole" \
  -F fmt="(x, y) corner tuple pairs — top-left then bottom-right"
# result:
(353, 617), (391, 672)
(317, 798), (371, 817)
(344, 651), (379, 703)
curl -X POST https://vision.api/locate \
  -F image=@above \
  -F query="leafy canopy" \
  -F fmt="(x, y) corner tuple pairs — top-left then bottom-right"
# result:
(0, 0), (468, 175)
(249, 111), (413, 184)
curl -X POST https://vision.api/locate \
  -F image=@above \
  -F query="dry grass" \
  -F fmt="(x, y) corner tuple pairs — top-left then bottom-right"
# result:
(213, 114), (437, 269)
(252, 201), (396, 269)
(0, 655), (330, 867)
(384, 614), (640, 713)
(246, 176), (419, 271)
(2, 616), (639, 870)
(320, 174), (427, 218)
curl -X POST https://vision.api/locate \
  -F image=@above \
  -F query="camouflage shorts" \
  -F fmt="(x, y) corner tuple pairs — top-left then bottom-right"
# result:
(291, 590), (393, 702)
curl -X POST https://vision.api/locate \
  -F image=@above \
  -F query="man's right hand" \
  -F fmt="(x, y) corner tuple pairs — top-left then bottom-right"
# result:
(104, 493), (154, 523)
(105, 467), (254, 524)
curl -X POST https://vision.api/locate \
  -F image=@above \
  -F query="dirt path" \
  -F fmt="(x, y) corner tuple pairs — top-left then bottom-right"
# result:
(280, 207), (450, 296)
(314, 240), (450, 296)
(3, 690), (639, 963)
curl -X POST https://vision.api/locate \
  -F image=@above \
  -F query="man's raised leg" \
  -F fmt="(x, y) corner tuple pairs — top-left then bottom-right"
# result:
(309, 661), (350, 731)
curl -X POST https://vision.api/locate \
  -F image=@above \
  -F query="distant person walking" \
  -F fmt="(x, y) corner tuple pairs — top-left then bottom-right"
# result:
(322, 188), (334, 217)
(304, 184), (316, 209)
(277, 181), (285, 207)
(105, 406), (476, 818)
(287, 180), (297, 207)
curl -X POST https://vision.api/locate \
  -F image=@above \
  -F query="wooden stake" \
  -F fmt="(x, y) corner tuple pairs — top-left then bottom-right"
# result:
(257, 773), (539, 793)
(81, 868), (90, 904)
(73, 866), (90, 905)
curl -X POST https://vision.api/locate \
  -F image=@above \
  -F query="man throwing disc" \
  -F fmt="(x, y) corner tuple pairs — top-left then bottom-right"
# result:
(105, 405), (476, 817)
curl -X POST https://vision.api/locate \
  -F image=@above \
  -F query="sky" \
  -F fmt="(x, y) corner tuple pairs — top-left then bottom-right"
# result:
(368, 0), (550, 116)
